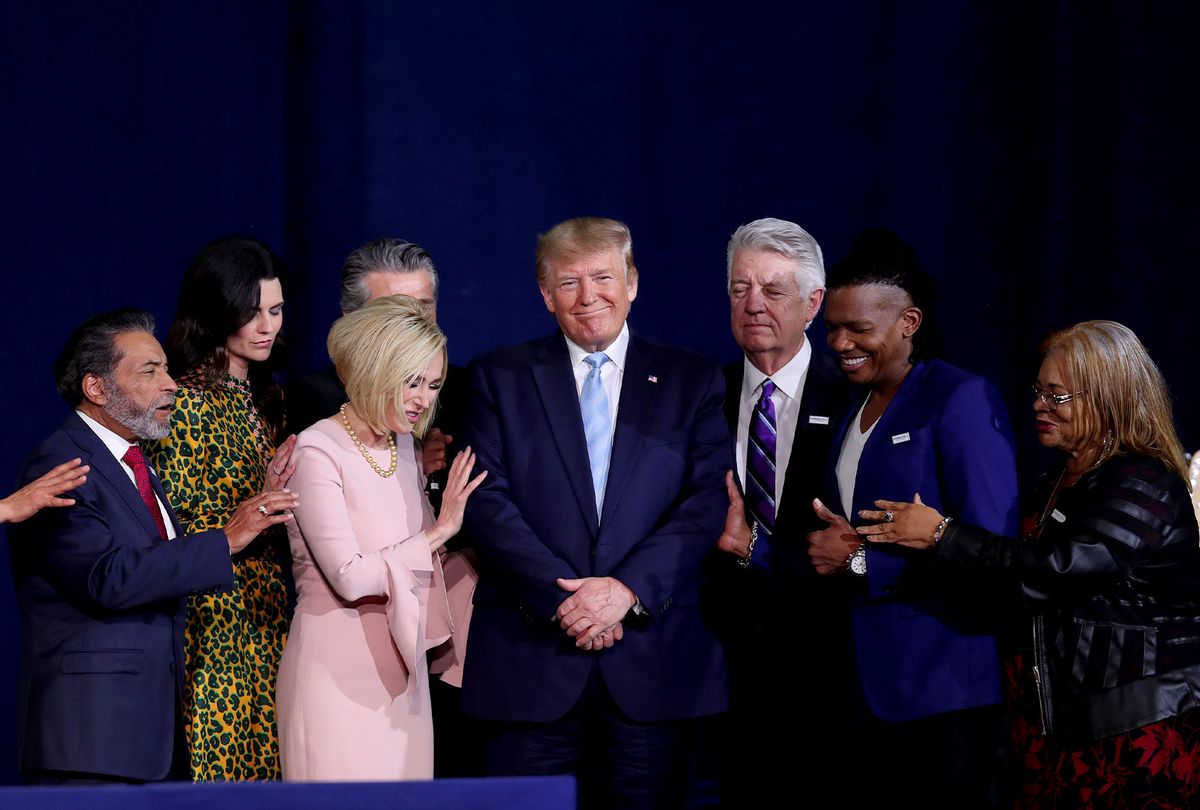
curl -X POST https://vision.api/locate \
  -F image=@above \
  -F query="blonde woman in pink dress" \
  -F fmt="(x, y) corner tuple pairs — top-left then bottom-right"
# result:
(276, 295), (485, 781)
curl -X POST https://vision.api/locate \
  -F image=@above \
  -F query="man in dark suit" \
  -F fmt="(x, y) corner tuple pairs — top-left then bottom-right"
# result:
(707, 218), (852, 805)
(462, 217), (729, 808)
(284, 237), (478, 775)
(11, 309), (296, 784)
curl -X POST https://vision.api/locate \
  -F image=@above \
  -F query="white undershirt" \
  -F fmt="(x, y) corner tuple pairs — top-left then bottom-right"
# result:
(735, 340), (812, 506)
(835, 397), (878, 521)
(565, 323), (629, 449)
(76, 410), (177, 539)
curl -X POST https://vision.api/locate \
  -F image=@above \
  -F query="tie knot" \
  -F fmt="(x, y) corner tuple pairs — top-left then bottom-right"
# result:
(122, 445), (147, 469)
(760, 379), (776, 399)
(584, 352), (609, 371)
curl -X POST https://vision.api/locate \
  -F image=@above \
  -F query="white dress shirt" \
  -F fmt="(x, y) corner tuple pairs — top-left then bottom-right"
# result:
(735, 339), (812, 507)
(76, 409), (177, 539)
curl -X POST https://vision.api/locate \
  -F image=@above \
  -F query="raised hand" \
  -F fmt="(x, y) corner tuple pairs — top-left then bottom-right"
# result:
(266, 434), (298, 491)
(0, 458), (90, 524)
(426, 447), (487, 552)
(807, 498), (861, 575)
(421, 428), (453, 476)
(715, 470), (753, 559)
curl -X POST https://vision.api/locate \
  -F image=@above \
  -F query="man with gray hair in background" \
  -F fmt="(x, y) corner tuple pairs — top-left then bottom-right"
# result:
(708, 217), (852, 806)
(284, 238), (477, 777)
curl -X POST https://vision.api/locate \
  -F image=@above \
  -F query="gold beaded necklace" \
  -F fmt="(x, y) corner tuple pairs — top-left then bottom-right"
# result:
(338, 403), (397, 478)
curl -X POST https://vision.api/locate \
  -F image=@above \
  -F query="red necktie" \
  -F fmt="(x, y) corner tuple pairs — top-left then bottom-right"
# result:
(122, 445), (168, 540)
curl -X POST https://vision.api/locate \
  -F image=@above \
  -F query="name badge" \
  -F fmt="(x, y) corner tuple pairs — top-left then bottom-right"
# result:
(808, 415), (830, 425)
(891, 432), (911, 444)
(1051, 509), (1066, 523)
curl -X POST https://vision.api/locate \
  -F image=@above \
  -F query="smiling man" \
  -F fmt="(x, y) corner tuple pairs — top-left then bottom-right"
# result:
(462, 217), (730, 808)
(11, 309), (296, 784)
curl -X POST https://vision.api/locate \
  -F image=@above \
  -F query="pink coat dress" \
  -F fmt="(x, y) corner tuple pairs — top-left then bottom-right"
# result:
(276, 418), (452, 781)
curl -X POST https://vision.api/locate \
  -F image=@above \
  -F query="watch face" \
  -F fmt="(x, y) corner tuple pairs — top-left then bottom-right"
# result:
(849, 547), (867, 576)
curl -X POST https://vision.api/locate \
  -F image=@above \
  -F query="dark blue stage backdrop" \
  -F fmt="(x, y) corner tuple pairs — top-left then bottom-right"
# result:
(2, 1), (1197, 784)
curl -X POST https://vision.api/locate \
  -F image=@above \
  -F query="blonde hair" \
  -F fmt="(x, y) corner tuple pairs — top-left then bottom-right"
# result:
(536, 217), (636, 287)
(326, 295), (447, 438)
(1041, 320), (1187, 482)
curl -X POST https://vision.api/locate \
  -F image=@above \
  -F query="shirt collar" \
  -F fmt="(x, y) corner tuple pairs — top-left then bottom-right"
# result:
(76, 409), (139, 465)
(741, 338), (812, 401)
(564, 323), (630, 372)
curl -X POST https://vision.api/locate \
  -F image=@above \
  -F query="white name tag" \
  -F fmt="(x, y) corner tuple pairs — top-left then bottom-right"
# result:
(1051, 509), (1066, 523)
(809, 415), (830, 425)
(891, 432), (911, 444)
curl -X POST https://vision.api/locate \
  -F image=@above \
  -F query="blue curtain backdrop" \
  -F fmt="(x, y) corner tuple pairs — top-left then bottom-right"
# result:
(2, 1), (1197, 784)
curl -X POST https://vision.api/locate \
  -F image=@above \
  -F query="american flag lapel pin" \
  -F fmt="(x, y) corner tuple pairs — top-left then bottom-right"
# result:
(647, 375), (658, 383)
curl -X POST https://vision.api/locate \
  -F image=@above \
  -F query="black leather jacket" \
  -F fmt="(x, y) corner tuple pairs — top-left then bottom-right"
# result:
(937, 453), (1200, 743)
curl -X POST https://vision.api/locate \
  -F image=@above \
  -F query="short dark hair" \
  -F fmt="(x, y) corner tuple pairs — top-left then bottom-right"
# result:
(55, 309), (156, 406)
(826, 228), (943, 361)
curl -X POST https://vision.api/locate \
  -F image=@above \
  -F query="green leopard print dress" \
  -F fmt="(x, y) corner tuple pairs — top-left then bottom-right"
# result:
(145, 372), (289, 781)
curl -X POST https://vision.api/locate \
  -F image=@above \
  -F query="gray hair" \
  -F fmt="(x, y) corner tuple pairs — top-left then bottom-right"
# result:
(726, 218), (825, 296)
(54, 309), (157, 407)
(340, 238), (438, 314)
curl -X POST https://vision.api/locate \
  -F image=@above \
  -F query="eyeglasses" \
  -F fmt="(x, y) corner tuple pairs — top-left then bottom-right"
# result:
(1031, 385), (1086, 411)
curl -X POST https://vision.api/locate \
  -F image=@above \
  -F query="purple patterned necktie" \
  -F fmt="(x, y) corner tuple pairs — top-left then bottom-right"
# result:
(745, 379), (777, 567)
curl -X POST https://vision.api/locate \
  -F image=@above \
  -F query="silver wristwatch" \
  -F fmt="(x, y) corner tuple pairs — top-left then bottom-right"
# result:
(848, 542), (867, 576)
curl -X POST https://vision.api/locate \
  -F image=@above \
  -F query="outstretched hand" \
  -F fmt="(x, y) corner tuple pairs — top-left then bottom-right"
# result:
(0, 458), (90, 524)
(807, 498), (860, 575)
(427, 447), (487, 552)
(857, 493), (944, 550)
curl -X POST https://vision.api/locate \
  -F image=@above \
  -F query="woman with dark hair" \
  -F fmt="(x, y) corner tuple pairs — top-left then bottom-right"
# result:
(146, 235), (298, 781)
(804, 229), (1019, 807)
(860, 320), (1200, 807)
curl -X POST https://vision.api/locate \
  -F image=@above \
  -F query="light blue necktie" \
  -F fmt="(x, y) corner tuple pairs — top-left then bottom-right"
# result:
(581, 352), (611, 517)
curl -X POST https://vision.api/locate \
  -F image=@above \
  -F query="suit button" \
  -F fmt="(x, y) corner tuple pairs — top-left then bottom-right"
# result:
(169, 662), (177, 672)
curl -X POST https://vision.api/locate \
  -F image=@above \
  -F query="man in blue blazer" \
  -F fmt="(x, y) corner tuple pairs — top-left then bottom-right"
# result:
(462, 218), (729, 808)
(11, 309), (296, 784)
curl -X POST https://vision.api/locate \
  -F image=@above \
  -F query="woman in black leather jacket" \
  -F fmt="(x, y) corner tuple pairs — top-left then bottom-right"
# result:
(857, 320), (1200, 808)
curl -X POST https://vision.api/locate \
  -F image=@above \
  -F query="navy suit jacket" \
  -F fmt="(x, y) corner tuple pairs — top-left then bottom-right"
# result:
(10, 413), (234, 781)
(826, 359), (1019, 723)
(461, 332), (730, 723)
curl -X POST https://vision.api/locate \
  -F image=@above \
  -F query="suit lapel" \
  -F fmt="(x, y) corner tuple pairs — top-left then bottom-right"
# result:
(777, 352), (838, 522)
(63, 413), (164, 542)
(852, 360), (931, 514)
(600, 337), (657, 527)
(531, 334), (600, 530)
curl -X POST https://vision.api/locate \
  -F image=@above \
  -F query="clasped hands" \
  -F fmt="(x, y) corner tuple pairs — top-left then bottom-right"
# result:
(554, 576), (635, 652)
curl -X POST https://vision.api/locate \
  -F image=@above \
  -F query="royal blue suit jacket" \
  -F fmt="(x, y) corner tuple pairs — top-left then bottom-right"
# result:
(10, 413), (234, 781)
(461, 332), (730, 723)
(827, 359), (1018, 723)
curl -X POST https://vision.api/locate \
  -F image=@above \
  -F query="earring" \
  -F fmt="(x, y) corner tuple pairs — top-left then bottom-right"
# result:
(1097, 429), (1114, 465)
